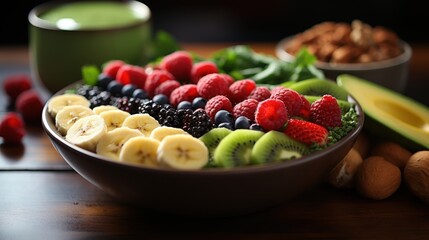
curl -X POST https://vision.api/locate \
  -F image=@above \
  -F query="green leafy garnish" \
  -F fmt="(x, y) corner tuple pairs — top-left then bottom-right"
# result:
(81, 65), (100, 86)
(210, 45), (324, 86)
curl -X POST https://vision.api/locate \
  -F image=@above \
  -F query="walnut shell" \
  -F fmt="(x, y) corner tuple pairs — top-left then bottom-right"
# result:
(356, 156), (401, 200)
(404, 151), (429, 203)
(371, 141), (412, 170)
(328, 148), (363, 188)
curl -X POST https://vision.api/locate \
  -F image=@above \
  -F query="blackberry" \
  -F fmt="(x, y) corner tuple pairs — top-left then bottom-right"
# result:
(88, 91), (114, 108)
(114, 97), (142, 114)
(158, 107), (181, 128)
(76, 84), (101, 99)
(182, 108), (214, 138)
(138, 100), (163, 119)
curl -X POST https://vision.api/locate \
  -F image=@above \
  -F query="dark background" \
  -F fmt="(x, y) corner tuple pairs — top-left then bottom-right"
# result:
(0, 0), (427, 46)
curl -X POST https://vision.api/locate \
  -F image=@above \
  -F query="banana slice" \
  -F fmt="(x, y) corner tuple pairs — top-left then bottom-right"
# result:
(65, 114), (107, 152)
(149, 126), (188, 142)
(47, 93), (90, 118)
(93, 105), (118, 115)
(119, 136), (160, 167)
(96, 127), (143, 161)
(99, 109), (131, 132)
(55, 105), (95, 135)
(157, 134), (208, 170)
(122, 113), (160, 137)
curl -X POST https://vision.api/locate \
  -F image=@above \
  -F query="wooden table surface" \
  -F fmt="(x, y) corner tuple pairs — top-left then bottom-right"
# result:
(1, 43), (429, 240)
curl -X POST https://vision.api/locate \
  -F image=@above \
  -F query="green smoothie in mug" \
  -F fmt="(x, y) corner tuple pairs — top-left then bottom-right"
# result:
(29, 0), (152, 93)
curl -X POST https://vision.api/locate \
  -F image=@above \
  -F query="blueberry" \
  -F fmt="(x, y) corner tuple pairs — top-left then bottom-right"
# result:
(218, 122), (234, 130)
(249, 123), (264, 131)
(192, 97), (207, 109)
(153, 94), (169, 105)
(106, 80), (123, 97)
(177, 101), (192, 110)
(121, 84), (137, 97)
(97, 73), (114, 89)
(132, 88), (148, 99)
(235, 116), (251, 129)
(214, 110), (234, 126)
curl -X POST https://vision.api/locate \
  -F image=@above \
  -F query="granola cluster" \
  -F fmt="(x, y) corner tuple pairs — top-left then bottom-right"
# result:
(284, 20), (404, 64)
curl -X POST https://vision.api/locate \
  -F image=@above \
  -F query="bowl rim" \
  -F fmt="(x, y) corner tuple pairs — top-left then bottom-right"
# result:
(42, 82), (364, 176)
(28, 0), (151, 32)
(275, 35), (412, 71)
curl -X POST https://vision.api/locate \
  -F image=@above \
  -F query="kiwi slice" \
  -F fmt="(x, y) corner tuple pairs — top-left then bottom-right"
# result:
(304, 95), (355, 114)
(199, 128), (233, 167)
(289, 78), (349, 101)
(213, 129), (264, 168)
(250, 130), (309, 165)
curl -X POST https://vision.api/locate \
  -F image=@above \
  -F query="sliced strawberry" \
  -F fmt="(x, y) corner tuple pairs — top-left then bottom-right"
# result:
(116, 64), (147, 89)
(283, 118), (328, 146)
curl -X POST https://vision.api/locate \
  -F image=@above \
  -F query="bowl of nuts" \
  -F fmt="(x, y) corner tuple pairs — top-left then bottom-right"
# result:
(276, 20), (412, 92)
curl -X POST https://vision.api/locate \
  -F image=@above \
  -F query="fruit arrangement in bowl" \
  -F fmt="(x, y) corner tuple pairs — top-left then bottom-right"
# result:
(42, 47), (363, 216)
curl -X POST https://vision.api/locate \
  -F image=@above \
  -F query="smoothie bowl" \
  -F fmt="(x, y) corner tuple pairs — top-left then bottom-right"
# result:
(41, 50), (364, 217)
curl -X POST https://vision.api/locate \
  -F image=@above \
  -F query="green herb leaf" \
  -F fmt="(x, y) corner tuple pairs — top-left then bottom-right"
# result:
(81, 65), (100, 86)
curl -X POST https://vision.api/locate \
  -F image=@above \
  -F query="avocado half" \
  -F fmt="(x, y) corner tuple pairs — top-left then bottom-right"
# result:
(337, 74), (429, 151)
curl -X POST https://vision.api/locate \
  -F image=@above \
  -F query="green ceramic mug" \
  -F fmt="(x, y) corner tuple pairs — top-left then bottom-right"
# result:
(29, 0), (152, 93)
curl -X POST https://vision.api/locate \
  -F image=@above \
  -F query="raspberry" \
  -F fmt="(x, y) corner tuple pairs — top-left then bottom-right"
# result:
(310, 94), (342, 129)
(255, 99), (288, 131)
(196, 73), (229, 100)
(160, 50), (193, 82)
(116, 64), (147, 89)
(3, 74), (32, 101)
(190, 61), (219, 84)
(169, 84), (199, 107)
(228, 79), (257, 104)
(0, 112), (25, 144)
(220, 73), (235, 86)
(154, 80), (181, 98)
(270, 86), (288, 96)
(204, 95), (233, 120)
(298, 95), (311, 119)
(102, 60), (125, 78)
(283, 118), (328, 146)
(270, 88), (303, 117)
(232, 98), (258, 122)
(247, 86), (271, 102)
(15, 89), (44, 123)
(144, 69), (175, 98)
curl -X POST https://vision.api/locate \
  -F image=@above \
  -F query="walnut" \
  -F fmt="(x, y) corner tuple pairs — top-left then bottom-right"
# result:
(371, 141), (412, 170)
(404, 151), (429, 204)
(356, 156), (402, 200)
(328, 148), (363, 189)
